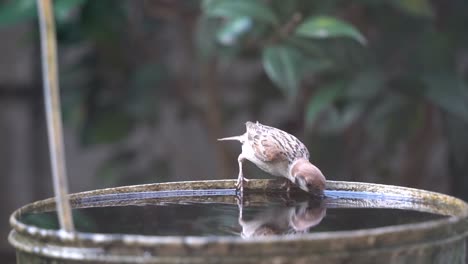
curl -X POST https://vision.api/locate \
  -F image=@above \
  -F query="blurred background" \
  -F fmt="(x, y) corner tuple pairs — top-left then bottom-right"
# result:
(1, 0), (468, 261)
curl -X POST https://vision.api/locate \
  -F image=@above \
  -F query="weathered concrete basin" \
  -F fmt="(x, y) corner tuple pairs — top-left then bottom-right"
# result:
(9, 179), (468, 263)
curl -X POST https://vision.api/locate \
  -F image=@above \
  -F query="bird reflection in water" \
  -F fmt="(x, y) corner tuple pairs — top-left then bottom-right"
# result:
(238, 199), (326, 238)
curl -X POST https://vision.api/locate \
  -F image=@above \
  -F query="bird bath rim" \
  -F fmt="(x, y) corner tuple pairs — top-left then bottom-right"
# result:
(8, 179), (468, 261)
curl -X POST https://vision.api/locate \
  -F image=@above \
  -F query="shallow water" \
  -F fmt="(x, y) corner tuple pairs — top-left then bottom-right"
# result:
(19, 190), (446, 238)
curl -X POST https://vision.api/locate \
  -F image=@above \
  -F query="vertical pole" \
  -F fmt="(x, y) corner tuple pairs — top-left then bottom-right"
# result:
(36, 0), (74, 233)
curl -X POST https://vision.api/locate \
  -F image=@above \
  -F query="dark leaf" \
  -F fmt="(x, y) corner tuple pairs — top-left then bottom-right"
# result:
(316, 102), (364, 133)
(286, 37), (325, 58)
(365, 94), (406, 139)
(203, 0), (278, 25)
(262, 45), (304, 98)
(392, 0), (433, 18)
(345, 70), (384, 100)
(54, 0), (86, 24)
(302, 58), (333, 76)
(424, 73), (468, 122)
(306, 80), (345, 126)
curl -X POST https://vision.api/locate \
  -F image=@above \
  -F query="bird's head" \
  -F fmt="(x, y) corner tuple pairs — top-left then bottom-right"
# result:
(291, 159), (326, 195)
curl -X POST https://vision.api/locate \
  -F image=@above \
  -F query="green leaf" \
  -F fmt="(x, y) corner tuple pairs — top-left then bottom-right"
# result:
(316, 102), (364, 133)
(305, 81), (345, 125)
(0, 0), (36, 27)
(203, 0), (278, 25)
(262, 45), (304, 98)
(54, 0), (86, 23)
(393, 0), (433, 18)
(296, 16), (366, 44)
(0, 0), (85, 27)
(216, 17), (252, 45)
(424, 73), (468, 122)
(302, 58), (333, 75)
(345, 70), (384, 100)
(286, 37), (325, 58)
(365, 94), (406, 138)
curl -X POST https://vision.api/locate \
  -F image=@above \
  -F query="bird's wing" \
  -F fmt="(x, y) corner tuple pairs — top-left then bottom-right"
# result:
(246, 121), (310, 162)
(246, 122), (288, 162)
(252, 136), (288, 162)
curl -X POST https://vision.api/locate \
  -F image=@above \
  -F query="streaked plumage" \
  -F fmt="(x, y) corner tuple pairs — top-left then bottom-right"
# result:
(219, 121), (326, 194)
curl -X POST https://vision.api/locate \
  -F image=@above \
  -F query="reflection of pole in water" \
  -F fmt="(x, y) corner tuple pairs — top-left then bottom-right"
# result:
(37, 0), (74, 233)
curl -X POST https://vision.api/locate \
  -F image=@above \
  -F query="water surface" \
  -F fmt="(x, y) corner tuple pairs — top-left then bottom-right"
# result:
(20, 190), (446, 237)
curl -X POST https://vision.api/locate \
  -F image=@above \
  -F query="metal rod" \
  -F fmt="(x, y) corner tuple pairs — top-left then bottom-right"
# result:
(37, 0), (75, 233)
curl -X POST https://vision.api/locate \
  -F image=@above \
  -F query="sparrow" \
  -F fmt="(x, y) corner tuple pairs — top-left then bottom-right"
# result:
(218, 121), (326, 194)
(238, 200), (326, 238)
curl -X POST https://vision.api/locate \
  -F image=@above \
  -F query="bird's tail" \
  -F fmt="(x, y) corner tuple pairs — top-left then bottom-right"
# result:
(217, 135), (243, 142)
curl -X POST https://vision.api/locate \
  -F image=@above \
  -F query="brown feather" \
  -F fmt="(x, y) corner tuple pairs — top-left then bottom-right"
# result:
(246, 121), (308, 163)
(252, 139), (287, 162)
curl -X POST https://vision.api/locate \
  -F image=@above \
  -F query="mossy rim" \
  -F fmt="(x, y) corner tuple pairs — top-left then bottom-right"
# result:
(8, 179), (468, 262)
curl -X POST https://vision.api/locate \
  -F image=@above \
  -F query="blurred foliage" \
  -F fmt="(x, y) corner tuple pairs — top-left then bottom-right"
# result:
(1, 0), (468, 196)
(0, 0), (169, 187)
(199, 0), (468, 128)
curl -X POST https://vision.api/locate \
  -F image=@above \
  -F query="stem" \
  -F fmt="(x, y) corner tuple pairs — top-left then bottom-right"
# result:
(266, 13), (303, 45)
(37, 0), (74, 234)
